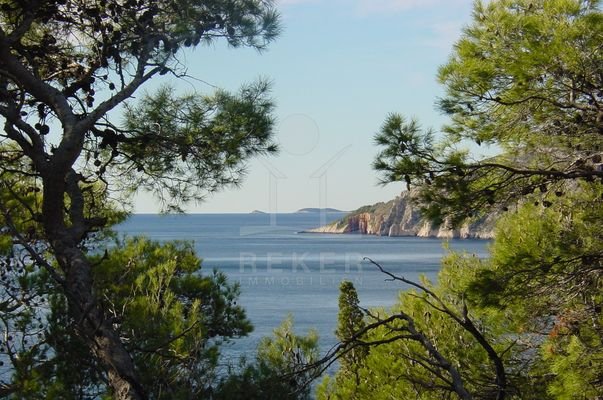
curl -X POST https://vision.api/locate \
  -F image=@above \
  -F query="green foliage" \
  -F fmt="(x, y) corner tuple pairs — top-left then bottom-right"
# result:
(327, 183), (602, 399)
(214, 315), (319, 400)
(3, 236), (253, 399)
(542, 335), (602, 399)
(320, 263), (524, 400)
(0, 263), (59, 399)
(374, 0), (603, 225)
(373, 115), (436, 188)
(1, 0), (281, 396)
(470, 183), (603, 314)
(356, 1), (603, 398)
(93, 237), (252, 398)
(256, 315), (319, 373)
(0, 0), (280, 98)
(334, 281), (367, 386)
(439, 0), (601, 144)
(465, 184), (603, 398)
(118, 80), (277, 210)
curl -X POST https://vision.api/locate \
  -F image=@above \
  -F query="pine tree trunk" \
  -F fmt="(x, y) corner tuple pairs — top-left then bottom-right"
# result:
(42, 175), (147, 400)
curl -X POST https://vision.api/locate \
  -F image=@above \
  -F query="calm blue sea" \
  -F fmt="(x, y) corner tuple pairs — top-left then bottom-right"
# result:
(115, 213), (489, 366)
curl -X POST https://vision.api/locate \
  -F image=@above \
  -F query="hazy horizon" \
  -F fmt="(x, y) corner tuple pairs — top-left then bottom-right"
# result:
(133, 0), (480, 213)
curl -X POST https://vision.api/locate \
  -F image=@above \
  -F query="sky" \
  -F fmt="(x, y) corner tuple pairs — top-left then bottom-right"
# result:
(134, 0), (477, 213)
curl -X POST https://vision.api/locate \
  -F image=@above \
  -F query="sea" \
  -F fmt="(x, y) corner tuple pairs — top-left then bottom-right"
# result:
(115, 212), (490, 368)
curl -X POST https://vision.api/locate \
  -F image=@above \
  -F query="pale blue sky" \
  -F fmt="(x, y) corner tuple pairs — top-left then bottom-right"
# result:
(134, 0), (477, 213)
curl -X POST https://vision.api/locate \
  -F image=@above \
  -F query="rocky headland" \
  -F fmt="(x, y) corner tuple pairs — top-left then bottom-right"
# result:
(307, 191), (496, 239)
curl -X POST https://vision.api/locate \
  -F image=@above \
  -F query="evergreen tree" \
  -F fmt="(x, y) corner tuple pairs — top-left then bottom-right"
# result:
(325, 0), (602, 398)
(214, 315), (319, 400)
(0, 1), (280, 398)
(334, 281), (367, 386)
(373, 0), (602, 226)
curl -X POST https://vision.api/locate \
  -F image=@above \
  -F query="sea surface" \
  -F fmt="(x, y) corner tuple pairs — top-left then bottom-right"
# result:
(116, 213), (490, 367)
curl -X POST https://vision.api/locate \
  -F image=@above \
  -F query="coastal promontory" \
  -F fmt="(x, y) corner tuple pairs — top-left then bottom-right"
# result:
(307, 191), (496, 239)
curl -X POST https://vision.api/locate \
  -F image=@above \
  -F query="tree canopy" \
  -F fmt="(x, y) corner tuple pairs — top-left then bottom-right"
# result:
(374, 0), (602, 225)
(0, 0), (280, 398)
(323, 1), (602, 399)
(214, 315), (319, 400)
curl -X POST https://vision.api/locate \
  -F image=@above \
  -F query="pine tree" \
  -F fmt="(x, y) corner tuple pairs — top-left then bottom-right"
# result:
(335, 281), (367, 386)
(0, 1), (280, 398)
(324, 1), (602, 398)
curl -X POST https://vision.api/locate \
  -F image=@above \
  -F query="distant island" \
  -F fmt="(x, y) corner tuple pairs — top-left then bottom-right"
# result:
(295, 208), (346, 213)
(250, 208), (346, 214)
(305, 191), (497, 239)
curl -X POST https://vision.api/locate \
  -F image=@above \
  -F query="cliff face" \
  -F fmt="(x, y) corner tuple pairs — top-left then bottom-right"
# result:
(308, 191), (496, 239)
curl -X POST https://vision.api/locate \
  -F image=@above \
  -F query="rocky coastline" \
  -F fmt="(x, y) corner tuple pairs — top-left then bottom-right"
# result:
(306, 191), (496, 239)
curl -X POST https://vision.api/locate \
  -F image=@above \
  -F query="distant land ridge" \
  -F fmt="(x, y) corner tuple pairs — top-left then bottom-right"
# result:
(296, 208), (345, 213)
(306, 191), (496, 239)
